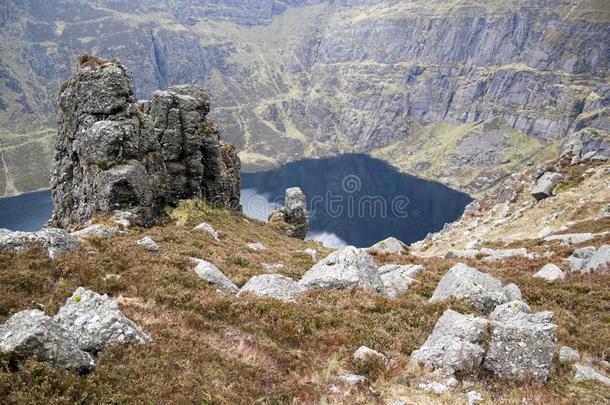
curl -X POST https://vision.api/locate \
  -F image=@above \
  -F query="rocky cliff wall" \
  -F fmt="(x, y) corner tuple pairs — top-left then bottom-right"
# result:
(0, 0), (608, 196)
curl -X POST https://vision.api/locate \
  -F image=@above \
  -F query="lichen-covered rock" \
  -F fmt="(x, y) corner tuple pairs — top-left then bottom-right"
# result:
(368, 237), (408, 254)
(51, 57), (166, 228)
(136, 236), (160, 253)
(239, 274), (305, 302)
(533, 263), (565, 281)
(531, 171), (564, 200)
(268, 187), (308, 239)
(429, 263), (518, 314)
(411, 309), (488, 377)
(353, 346), (387, 364)
(379, 265), (421, 298)
(51, 56), (241, 229)
(0, 310), (95, 373)
(489, 300), (531, 322)
(194, 222), (220, 240)
(298, 246), (385, 294)
(0, 228), (80, 259)
(559, 346), (580, 364)
(483, 311), (557, 381)
(54, 287), (151, 353)
(70, 224), (122, 239)
(573, 364), (610, 386)
(191, 258), (239, 294)
(568, 245), (610, 274)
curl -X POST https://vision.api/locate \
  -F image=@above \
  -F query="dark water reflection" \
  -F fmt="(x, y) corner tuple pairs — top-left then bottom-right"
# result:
(241, 154), (471, 248)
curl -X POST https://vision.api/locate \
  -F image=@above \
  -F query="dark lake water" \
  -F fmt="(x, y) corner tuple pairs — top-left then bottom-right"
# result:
(0, 155), (471, 247)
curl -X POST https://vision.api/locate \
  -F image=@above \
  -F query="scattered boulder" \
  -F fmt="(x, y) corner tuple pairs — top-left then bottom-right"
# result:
(335, 374), (367, 387)
(545, 233), (594, 245)
(0, 310), (95, 373)
(489, 300), (531, 322)
(567, 245), (610, 273)
(411, 309), (488, 377)
(70, 224), (121, 239)
(559, 346), (580, 364)
(533, 263), (565, 281)
(54, 288), (151, 353)
(300, 248), (317, 261)
(136, 236), (160, 252)
(429, 263), (520, 314)
(445, 249), (479, 259)
(247, 242), (266, 251)
(298, 246), (385, 294)
(353, 346), (387, 364)
(194, 223), (220, 241)
(418, 381), (448, 395)
(191, 258), (239, 294)
(574, 364), (610, 386)
(0, 228), (80, 259)
(268, 187), (308, 239)
(368, 237), (408, 254)
(467, 391), (483, 405)
(483, 311), (557, 381)
(379, 265), (422, 298)
(597, 204), (610, 220)
(261, 263), (284, 272)
(112, 210), (138, 228)
(239, 274), (305, 302)
(531, 172), (564, 200)
(480, 247), (534, 262)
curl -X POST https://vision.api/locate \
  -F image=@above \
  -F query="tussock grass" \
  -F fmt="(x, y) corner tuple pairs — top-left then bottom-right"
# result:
(0, 202), (609, 403)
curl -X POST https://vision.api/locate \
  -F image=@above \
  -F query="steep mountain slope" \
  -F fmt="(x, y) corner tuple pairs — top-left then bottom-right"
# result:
(1, 0), (609, 195)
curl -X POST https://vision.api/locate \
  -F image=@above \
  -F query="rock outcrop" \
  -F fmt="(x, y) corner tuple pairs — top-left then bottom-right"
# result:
(51, 56), (240, 229)
(567, 245), (610, 274)
(268, 187), (309, 240)
(0, 228), (80, 259)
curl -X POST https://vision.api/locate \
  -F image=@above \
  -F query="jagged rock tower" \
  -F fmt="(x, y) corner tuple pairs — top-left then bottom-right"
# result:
(51, 56), (240, 229)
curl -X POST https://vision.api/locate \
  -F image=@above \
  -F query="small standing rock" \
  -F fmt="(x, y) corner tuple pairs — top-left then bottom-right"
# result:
(191, 258), (239, 294)
(533, 263), (565, 281)
(136, 236), (160, 252)
(194, 223), (220, 241)
(559, 346), (580, 364)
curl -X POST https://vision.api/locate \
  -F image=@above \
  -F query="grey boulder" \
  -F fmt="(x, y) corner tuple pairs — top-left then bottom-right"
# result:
(353, 346), (387, 364)
(411, 309), (488, 377)
(533, 263), (565, 281)
(567, 245), (610, 274)
(0, 228), (80, 259)
(136, 236), (160, 252)
(573, 364), (610, 386)
(298, 246), (385, 294)
(70, 224), (122, 239)
(239, 274), (305, 302)
(368, 237), (408, 254)
(559, 346), (580, 364)
(429, 263), (520, 314)
(379, 264), (423, 298)
(0, 309), (95, 373)
(483, 310), (557, 381)
(194, 222), (220, 241)
(531, 172), (564, 200)
(191, 258), (239, 294)
(54, 287), (151, 353)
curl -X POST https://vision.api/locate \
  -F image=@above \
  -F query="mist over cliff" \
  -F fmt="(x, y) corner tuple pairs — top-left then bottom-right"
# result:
(0, 0), (608, 195)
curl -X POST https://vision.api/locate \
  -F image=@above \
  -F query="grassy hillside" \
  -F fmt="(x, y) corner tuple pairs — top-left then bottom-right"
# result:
(1, 200), (609, 403)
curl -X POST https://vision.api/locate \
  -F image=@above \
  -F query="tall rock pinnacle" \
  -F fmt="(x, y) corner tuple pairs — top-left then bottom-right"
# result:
(51, 55), (240, 229)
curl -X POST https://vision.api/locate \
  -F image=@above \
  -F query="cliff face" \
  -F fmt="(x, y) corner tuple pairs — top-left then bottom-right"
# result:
(0, 0), (609, 195)
(51, 56), (240, 229)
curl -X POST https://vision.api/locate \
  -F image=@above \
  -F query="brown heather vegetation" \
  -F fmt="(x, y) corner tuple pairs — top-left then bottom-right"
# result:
(0, 201), (609, 404)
